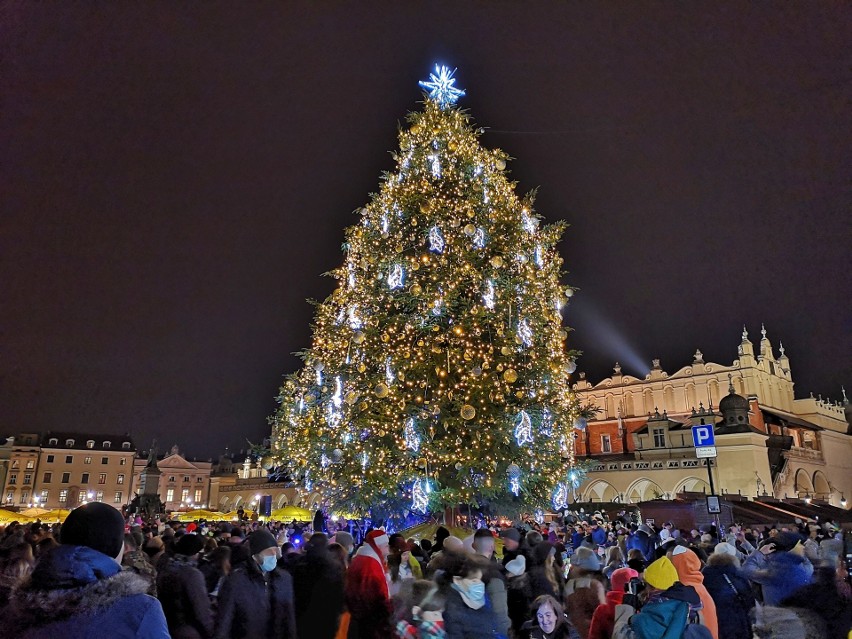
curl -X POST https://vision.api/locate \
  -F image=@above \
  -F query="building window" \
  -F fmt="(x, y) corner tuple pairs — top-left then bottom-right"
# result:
(81, 473), (90, 484)
(119, 458), (127, 465)
(78, 492), (86, 504)
(48, 438), (58, 446)
(652, 428), (666, 448)
(5, 492), (13, 503)
(197, 476), (203, 483)
(65, 439), (74, 447)
(181, 488), (189, 502)
(65, 455), (73, 464)
(183, 476), (190, 483)
(101, 457), (108, 464)
(40, 489), (49, 502)
(23, 473), (32, 485)
(166, 488), (174, 502)
(20, 491), (29, 504)
(86, 440), (95, 449)
(98, 473), (106, 485)
(43, 472), (52, 483)
(61, 472), (70, 484)
(114, 491), (123, 504)
(122, 442), (131, 449)
(168, 476), (175, 483)
(194, 489), (202, 502)
(26, 459), (35, 469)
(46, 454), (55, 463)
(84, 457), (92, 465)
(11, 460), (19, 469)
(59, 490), (68, 504)
(601, 435), (612, 453)
(95, 491), (103, 502)
(8, 474), (16, 485)
(117, 474), (125, 485)
(103, 442), (111, 449)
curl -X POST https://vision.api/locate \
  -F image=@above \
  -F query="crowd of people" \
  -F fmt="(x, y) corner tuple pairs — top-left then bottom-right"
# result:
(0, 504), (849, 639)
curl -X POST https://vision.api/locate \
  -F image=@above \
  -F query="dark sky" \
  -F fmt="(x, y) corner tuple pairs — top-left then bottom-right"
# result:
(3, 3), (850, 460)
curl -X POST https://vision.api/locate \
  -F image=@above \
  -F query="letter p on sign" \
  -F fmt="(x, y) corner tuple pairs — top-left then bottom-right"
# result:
(692, 424), (715, 447)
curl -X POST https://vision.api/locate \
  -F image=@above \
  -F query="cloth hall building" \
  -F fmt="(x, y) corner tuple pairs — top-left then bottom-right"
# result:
(571, 326), (851, 508)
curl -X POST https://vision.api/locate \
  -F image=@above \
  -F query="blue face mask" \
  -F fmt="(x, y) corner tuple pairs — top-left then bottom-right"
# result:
(466, 581), (485, 601)
(260, 555), (278, 572)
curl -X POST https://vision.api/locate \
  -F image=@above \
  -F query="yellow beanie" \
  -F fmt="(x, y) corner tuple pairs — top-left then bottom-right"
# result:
(644, 556), (679, 590)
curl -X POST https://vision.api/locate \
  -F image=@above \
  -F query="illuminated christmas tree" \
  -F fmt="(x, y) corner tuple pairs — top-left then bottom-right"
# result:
(271, 66), (583, 518)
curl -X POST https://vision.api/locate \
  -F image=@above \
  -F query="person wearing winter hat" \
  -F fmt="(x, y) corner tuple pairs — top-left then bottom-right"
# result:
(742, 531), (813, 606)
(157, 533), (213, 639)
(4, 502), (170, 638)
(214, 527), (296, 638)
(345, 529), (393, 639)
(564, 545), (605, 639)
(670, 546), (718, 639)
(587, 566), (637, 639)
(500, 527), (523, 566)
(613, 556), (711, 639)
(703, 549), (755, 639)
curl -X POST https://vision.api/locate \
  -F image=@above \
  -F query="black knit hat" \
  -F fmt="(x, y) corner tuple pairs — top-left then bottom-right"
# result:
(60, 502), (125, 558)
(175, 533), (205, 557)
(248, 528), (278, 555)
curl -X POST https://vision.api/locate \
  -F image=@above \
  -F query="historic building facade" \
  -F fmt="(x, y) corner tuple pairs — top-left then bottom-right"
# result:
(131, 445), (213, 512)
(1, 432), (137, 510)
(571, 326), (851, 508)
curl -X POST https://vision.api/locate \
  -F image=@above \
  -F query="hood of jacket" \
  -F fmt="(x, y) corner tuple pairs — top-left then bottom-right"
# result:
(631, 598), (689, 639)
(670, 549), (704, 587)
(605, 590), (625, 607)
(660, 582), (701, 606)
(6, 544), (151, 632)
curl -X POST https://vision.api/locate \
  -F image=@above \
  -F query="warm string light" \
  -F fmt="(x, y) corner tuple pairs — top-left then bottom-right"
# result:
(270, 72), (581, 516)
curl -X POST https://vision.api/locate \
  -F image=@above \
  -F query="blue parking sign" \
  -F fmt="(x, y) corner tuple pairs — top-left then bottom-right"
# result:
(692, 424), (715, 447)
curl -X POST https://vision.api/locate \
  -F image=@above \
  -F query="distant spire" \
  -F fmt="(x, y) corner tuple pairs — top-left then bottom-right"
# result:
(742, 325), (749, 341)
(761, 323), (767, 340)
(693, 349), (704, 363)
(613, 362), (622, 375)
(728, 373), (735, 395)
(779, 341), (786, 357)
(843, 386), (848, 404)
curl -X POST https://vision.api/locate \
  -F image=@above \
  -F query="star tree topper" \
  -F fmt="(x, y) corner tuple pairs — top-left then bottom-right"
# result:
(419, 65), (465, 108)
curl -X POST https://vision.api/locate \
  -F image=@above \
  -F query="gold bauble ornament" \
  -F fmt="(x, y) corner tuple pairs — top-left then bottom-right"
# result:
(503, 369), (518, 383)
(416, 458), (428, 469)
(411, 284), (422, 296)
(448, 140), (458, 151)
(411, 217), (418, 226)
(374, 383), (389, 398)
(490, 256), (504, 268)
(461, 404), (476, 420)
(558, 329), (568, 340)
(515, 390), (524, 399)
(353, 331), (365, 344)
(344, 391), (359, 405)
(381, 333), (390, 343)
(357, 363), (367, 373)
(304, 394), (316, 404)
(411, 124), (421, 135)
(495, 158), (507, 170)
(463, 224), (476, 236)
(417, 340), (424, 346)
(501, 346), (512, 356)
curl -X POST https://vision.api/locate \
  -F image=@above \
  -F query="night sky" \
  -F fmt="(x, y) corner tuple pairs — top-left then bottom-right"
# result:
(3, 4), (850, 460)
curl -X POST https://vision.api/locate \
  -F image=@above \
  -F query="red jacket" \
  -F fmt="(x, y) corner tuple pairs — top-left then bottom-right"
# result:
(588, 590), (623, 639)
(344, 545), (392, 639)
